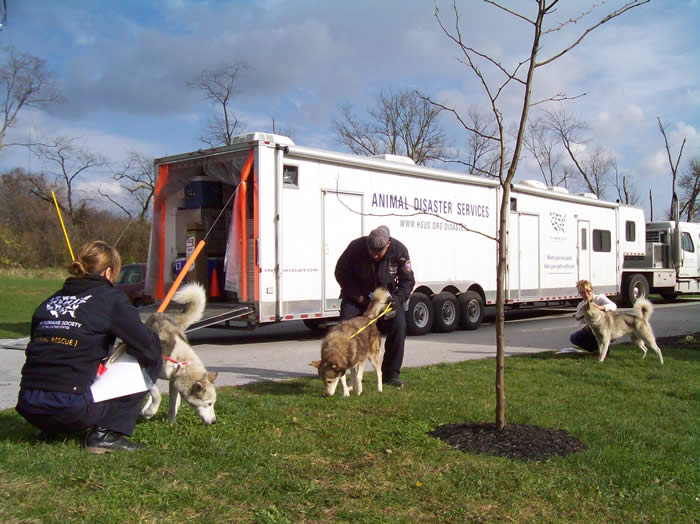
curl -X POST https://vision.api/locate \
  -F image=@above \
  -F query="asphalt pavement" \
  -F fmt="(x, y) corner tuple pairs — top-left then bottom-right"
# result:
(2, 299), (698, 411)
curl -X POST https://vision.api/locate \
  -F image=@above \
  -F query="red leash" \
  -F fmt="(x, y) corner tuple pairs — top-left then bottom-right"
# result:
(162, 355), (190, 372)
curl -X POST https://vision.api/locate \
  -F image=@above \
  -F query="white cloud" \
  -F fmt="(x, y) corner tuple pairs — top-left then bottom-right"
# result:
(644, 149), (670, 177)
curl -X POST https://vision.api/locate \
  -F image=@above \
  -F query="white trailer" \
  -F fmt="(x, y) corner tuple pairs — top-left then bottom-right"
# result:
(621, 221), (700, 304)
(145, 132), (646, 333)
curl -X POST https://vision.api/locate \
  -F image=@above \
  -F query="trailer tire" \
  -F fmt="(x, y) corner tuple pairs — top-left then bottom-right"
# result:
(431, 292), (459, 333)
(623, 273), (649, 306)
(458, 291), (484, 330)
(303, 318), (331, 333)
(406, 292), (433, 336)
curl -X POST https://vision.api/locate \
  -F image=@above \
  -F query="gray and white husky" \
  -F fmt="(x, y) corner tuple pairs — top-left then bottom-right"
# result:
(581, 297), (664, 364)
(112, 282), (218, 424)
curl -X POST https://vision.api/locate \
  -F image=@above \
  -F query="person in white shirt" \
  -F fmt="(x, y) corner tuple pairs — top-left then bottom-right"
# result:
(570, 279), (617, 353)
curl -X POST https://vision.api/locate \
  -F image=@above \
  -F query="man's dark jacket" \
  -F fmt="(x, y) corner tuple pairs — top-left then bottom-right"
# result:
(20, 275), (161, 394)
(335, 236), (415, 304)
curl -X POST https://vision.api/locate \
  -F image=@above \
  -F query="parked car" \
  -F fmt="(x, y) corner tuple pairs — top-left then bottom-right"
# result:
(116, 263), (153, 307)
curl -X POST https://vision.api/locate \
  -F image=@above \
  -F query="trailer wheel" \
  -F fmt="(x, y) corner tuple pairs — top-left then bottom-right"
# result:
(303, 318), (331, 333)
(431, 292), (459, 333)
(623, 273), (649, 306)
(458, 290), (484, 330)
(406, 292), (433, 336)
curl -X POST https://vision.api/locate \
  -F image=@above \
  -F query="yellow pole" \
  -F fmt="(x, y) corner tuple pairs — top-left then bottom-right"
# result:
(52, 191), (74, 261)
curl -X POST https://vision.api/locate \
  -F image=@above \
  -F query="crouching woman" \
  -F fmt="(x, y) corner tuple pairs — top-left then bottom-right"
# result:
(570, 279), (617, 353)
(16, 240), (162, 453)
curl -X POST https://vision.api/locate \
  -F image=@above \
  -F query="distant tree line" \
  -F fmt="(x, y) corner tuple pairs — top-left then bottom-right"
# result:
(0, 168), (150, 268)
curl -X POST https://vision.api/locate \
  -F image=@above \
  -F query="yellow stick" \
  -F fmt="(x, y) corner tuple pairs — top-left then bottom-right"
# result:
(348, 303), (393, 340)
(52, 191), (74, 261)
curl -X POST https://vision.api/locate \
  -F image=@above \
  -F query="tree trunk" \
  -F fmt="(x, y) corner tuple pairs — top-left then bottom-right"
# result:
(495, 184), (509, 430)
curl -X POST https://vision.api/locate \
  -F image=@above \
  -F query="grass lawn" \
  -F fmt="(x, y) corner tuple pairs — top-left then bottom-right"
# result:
(0, 339), (697, 522)
(0, 270), (64, 338)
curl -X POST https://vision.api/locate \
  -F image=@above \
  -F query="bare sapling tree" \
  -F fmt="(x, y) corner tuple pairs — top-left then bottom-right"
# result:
(0, 46), (63, 148)
(332, 88), (448, 165)
(678, 158), (700, 222)
(657, 116), (687, 220)
(30, 136), (107, 221)
(191, 63), (246, 147)
(435, 0), (649, 430)
(101, 151), (156, 220)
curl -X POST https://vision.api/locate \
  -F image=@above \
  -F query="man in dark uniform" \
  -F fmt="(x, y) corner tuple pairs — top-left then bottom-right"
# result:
(334, 225), (415, 387)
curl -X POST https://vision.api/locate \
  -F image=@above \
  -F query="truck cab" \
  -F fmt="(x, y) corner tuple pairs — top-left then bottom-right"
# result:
(622, 221), (700, 304)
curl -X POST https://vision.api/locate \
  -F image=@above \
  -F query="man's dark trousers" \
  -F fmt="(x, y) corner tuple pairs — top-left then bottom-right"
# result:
(339, 299), (407, 381)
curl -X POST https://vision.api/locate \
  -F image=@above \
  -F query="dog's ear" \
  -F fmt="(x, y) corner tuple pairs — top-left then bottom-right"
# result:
(309, 360), (321, 369)
(208, 371), (218, 383)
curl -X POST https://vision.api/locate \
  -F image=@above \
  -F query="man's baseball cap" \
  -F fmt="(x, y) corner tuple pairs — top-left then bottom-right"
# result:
(367, 225), (390, 254)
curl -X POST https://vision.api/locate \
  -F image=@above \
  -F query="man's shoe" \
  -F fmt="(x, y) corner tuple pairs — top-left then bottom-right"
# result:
(84, 426), (144, 454)
(384, 377), (403, 388)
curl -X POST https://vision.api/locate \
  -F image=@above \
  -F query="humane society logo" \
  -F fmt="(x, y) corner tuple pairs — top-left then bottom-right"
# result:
(46, 295), (92, 318)
(549, 211), (566, 233)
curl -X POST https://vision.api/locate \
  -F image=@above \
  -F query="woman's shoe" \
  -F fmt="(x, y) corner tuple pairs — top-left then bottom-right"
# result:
(84, 426), (144, 454)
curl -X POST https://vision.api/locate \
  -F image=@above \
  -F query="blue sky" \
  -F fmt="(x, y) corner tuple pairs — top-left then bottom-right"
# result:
(1, 0), (698, 219)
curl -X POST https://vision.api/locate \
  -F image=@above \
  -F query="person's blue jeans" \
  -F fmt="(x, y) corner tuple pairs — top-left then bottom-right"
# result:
(17, 357), (162, 436)
(570, 326), (600, 353)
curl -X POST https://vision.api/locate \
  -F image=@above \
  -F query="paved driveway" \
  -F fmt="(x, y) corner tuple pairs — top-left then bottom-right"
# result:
(2, 299), (698, 411)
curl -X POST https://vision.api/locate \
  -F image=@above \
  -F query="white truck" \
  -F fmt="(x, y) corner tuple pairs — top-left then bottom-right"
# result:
(145, 132), (648, 333)
(621, 221), (700, 305)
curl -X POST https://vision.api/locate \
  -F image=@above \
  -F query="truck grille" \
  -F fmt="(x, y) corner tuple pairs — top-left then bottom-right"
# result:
(646, 230), (662, 243)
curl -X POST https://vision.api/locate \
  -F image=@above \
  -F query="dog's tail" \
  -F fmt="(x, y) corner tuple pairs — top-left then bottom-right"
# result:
(171, 282), (207, 329)
(363, 287), (392, 320)
(633, 297), (654, 322)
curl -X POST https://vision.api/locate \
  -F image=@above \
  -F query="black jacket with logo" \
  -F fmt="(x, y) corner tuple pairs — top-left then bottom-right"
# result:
(20, 275), (161, 394)
(334, 236), (415, 305)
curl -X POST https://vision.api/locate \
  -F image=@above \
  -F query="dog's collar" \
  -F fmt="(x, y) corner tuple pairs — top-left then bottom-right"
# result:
(163, 355), (190, 371)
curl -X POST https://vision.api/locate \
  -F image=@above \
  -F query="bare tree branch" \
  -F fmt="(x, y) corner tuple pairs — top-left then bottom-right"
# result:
(658, 116), (687, 217)
(536, 1), (650, 67)
(0, 46), (64, 148)
(30, 136), (108, 220)
(332, 89), (449, 165)
(190, 63), (247, 147)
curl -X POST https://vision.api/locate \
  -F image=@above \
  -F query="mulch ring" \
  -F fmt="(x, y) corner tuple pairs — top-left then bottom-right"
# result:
(429, 422), (587, 461)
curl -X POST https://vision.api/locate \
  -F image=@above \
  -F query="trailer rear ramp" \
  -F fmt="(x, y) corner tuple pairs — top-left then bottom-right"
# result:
(138, 302), (255, 333)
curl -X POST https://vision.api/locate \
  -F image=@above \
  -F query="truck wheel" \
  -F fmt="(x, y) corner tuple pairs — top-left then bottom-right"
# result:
(431, 292), (459, 333)
(406, 292), (433, 336)
(458, 290), (484, 330)
(623, 273), (649, 306)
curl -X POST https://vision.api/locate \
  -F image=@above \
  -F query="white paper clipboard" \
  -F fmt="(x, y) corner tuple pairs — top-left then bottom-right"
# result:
(90, 353), (152, 403)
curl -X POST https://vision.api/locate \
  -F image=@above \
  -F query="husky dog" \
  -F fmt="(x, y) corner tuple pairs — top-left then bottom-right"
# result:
(112, 282), (217, 424)
(310, 288), (390, 397)
(581, 297), (663, 364)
